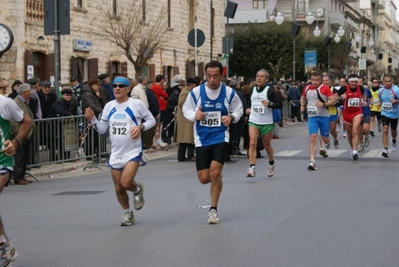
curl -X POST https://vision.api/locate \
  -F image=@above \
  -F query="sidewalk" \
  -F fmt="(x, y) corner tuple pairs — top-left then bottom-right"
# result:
(25, 145), (178, 182)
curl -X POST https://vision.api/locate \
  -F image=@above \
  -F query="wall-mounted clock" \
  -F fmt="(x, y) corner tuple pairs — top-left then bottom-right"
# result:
(316, 8), (324, 18)
(0, 23), (14, 57)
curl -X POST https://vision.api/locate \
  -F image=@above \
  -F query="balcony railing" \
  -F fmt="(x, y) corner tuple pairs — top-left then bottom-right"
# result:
(26, 0), (44, 24)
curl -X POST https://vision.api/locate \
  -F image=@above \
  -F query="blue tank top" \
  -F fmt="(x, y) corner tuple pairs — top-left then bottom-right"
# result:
(194, 83), (232, 146)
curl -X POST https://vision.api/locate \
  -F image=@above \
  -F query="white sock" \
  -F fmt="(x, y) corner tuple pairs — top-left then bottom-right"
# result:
(133, 185), (141, 194)
(124, 208), (131, 213)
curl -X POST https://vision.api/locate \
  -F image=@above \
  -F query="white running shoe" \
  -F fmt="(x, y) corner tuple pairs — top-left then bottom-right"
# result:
(336, 124), (341, 133)
(208, 209), (219, 224)
(382, 149), (389, 158)
(157, 139), (168, 147)
(319, 147), (328, 158)
(0, 240), (17, 267)
(267, 163), (276, 177)
(307, 160), (316, 170)
(120, 211), (135, 226)
(391, 141), (397, 151)
(133, 183), (145, 210)
(343, 132), (347, 138)
(246, 166), (256, 178)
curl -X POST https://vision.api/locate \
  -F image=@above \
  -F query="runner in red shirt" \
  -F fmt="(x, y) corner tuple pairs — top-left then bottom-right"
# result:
(334, 74), (366, 161)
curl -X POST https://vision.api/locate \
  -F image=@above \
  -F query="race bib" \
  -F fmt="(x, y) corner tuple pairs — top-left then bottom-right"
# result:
(382, 102), (393, 111)
(111, 120), (130, 136)
(252, 103), (265, 114)
(372, 98), (379, 105)
(307, 106), (318, 117)
(200, 111), (221, 127)
(348, 98), (360, 107)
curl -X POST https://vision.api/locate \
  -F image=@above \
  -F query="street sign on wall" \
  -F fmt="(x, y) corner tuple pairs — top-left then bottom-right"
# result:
(359, 58), (366, 70)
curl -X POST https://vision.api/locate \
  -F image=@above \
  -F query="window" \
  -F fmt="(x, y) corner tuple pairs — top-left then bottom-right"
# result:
(142, 0), (146, 22)
(167, 0), (171, 28)
(253, 0), (267, 9)
(32, 52), (46, 80)
(112, 0), (117, 16)
(77, 0), (83, 8)
(76, 58), (88, 83)
(297, 0), (309, 16)
(188, 0), (194, 30)
(111, 61), (121, 75)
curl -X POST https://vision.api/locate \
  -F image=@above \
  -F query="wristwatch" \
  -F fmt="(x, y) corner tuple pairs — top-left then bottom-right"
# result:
(14, 138), (22, 146)
(269, 102), (274, 107)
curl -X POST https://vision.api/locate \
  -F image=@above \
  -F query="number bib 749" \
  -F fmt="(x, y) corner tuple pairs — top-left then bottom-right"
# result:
(252, 103), (265, 114)
(200, 111), (221, 127)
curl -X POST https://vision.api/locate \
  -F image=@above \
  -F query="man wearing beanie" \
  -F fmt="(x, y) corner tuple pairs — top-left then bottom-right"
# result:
(85, 77), (156, 226)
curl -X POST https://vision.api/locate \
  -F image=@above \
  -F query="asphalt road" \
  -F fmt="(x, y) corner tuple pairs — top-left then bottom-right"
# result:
(2, 122), (399, 267)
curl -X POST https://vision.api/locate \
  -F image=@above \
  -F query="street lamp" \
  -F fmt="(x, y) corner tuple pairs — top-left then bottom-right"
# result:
(327, 17), (345, 77)
(273, 2), (315, 81)
(313, 24), (321, 37)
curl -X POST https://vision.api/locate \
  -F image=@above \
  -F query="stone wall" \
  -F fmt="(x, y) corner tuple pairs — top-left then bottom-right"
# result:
(0, 0), (225, 86)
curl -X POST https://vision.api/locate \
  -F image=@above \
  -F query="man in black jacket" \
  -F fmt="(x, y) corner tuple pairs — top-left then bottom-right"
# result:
(164, 76), (182, 144)
(49, 88), (76, 161)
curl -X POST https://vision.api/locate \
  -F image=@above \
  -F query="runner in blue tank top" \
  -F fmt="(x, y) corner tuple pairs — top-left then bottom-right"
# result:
(183, 61), (243, 224)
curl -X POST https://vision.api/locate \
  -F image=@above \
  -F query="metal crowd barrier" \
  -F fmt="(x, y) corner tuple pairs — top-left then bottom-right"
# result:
(28, 115), (111, 173)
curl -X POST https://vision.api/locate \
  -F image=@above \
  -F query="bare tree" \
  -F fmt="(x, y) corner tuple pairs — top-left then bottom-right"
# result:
(268, 57), (282, 81)
(98, 1), (170, 78)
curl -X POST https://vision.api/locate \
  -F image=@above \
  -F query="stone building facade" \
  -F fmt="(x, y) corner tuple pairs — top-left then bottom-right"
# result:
(0, 0), (225, 87)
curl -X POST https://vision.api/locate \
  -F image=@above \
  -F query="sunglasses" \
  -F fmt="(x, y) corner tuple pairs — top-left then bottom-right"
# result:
(64, 93), (72, 96)
(113, 84), (127, 88)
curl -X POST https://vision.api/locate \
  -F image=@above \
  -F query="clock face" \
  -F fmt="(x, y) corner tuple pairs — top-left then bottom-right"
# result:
(316, 8), (324, 17)
(0, 23), (14, 54)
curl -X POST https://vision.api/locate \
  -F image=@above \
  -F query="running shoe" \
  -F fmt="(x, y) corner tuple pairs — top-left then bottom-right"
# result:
(377, 123), (382, 133)
(336, 124), (341, 133)
(364, 137), (370, 148)
(267, 163), (276, 177)
(133, 183), (145, 210)
(334, 139), (339, 149)
(208, 209), (219, 224)
(246, 166), (256, 178)
(351, 151), (358, 161)
(0, 240), (17, 267)
(357, 143), (364, 152)
(382, 149), (389, 158)
(307, 160), (317, 170)
(391, 141), (397, 151)
(319, 147), (328, 158)
(120, 211), (135, 226)
(343, 132), (347, 138)
(370, 130), (375, 137)
(325, 141), (330, 150)
(157, 139), (168, 148)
